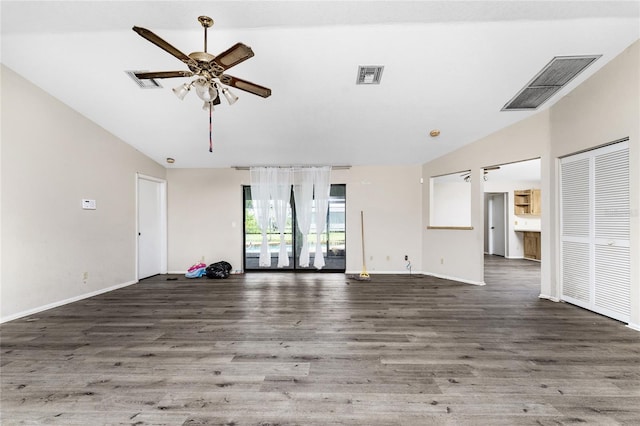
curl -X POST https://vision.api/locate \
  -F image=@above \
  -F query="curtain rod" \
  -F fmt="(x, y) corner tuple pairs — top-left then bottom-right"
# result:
(232, 165), (351, 171)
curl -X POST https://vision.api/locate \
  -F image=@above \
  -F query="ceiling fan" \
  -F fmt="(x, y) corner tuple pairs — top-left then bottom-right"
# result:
(132, 16), (271, 152)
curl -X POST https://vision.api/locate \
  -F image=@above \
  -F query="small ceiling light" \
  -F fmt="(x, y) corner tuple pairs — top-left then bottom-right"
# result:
(430, 129), (441, 137)
(166, 157), (175, 164)
(172, 83), (191, 100)
(194, 79), (218, 102)
(222, 87), (238, 105)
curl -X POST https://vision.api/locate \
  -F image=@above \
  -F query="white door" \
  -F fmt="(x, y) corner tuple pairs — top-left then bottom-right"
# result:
(487, 193), (507, 256)
(137, 175), (166, 279)
(560, 140), (630, 322)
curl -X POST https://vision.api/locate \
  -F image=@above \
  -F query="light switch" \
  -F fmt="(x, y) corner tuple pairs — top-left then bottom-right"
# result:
(82, 199), (96, 210)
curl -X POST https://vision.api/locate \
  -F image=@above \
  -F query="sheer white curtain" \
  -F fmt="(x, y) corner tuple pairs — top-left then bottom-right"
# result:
(313, 166), (331, 269)
(292, 169), (315, 267)
(250, 167), (273, 267)
(272, 168), (292, 267)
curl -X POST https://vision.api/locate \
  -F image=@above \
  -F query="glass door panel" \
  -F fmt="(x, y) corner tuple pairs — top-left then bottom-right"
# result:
(244, 184), (345, 272)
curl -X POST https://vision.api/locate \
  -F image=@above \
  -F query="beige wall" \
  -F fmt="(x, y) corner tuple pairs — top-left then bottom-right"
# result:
(422, 111), (550, 284)
(167, 165), (423, 274)
(422, 40), (639, 328)
(548, 41), (639, 327)
(167, 168), (246, 272)
(1, 65), (166, 322)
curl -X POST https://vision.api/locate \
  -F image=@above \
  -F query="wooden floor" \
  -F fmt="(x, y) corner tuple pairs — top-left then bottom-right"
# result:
(2, 256), (639, 425)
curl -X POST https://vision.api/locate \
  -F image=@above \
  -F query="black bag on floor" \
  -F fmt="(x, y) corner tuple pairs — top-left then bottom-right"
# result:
(205, 261), (232, 279)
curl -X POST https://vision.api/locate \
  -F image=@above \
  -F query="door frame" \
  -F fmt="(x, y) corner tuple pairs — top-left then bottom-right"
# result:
(242, 184), (347, 272)
(136, 173), (168, 280)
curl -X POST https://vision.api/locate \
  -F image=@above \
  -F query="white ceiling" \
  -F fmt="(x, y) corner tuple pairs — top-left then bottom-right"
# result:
(2, 1), (638, 169)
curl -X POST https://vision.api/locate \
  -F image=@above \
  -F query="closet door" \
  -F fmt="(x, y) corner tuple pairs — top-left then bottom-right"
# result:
(560, 141), (630, 323)
(593, 145), (630, 321)
(560, 155), (591, 308)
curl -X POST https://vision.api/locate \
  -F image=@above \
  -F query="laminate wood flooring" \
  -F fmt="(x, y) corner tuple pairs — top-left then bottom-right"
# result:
(2, 256), (639, 425)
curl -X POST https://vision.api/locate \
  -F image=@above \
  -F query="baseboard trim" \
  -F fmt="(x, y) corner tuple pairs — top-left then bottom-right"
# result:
(626, 323), (640, 332)
(0, 280), (138, 324)
(423, 272), (485, 286)
(345, 270), (423, 275)
(539, 294), (560, 302)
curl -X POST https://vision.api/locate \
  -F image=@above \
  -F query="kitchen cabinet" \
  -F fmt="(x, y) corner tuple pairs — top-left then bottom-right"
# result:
(523, 231), (541, 260)
(514, 189), (541, 216)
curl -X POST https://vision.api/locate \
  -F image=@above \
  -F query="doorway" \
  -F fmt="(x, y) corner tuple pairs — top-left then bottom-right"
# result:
(243, 184), (346, 271)
(485, 192), (507, 256)
(137, 174), (167, 279)
(482, 158), (542, 285)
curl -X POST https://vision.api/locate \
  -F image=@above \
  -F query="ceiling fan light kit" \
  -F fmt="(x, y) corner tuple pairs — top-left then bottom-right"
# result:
(132, 15), (271, 153)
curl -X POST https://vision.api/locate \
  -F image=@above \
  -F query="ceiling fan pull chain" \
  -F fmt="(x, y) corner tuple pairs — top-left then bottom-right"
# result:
(209, 103), (213, 152)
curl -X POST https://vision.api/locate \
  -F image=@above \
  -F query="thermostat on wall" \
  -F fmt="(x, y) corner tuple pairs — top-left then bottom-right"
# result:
(82, 199), (96, 210)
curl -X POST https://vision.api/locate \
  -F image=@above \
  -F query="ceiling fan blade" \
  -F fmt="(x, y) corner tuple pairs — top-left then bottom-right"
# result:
(133, 26), (197, 68)
(134, 71), (194, 79)
(221, 75), (271, 98)
(213, 43), (255, 70)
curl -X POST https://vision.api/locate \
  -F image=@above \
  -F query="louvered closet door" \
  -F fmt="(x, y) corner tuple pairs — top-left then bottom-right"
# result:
(560, 140), (630, 323)
(560, 156), (591, 308)
(593, 145), (630, 321)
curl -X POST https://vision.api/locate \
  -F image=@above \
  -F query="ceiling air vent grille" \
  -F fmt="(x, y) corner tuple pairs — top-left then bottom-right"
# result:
(125, 71), (162, 89)
(502, 55), (601, 111)
(357, 66), (384, 85)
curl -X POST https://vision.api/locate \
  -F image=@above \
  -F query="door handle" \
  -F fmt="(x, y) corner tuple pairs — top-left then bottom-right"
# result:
(490, 226), (495, 229)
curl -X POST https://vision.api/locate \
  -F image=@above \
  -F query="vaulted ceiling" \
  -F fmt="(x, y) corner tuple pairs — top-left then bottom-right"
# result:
(2, 1), (638, 168)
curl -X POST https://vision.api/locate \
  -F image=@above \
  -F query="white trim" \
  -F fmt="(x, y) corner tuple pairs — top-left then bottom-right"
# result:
(169, 270), (244, 275)
(626, 323), (640, 332)
(345, 270), (424, 275)
(136, 173), (168, 280)
(423, 272), (486, 286)
(0, 280), (137, 324)
(539, 294), (560, 302)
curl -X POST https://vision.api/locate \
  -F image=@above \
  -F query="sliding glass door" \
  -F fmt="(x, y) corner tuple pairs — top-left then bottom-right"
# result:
(243, 184), (345, 271)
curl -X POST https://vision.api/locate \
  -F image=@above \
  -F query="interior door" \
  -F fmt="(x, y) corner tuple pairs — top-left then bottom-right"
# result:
(138, 176), (166, 279)
(488, 193), (506, 256)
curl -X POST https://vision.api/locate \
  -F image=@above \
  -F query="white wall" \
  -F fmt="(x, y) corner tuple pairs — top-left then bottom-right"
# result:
(166, 165), (423, 275)
(1, 65), (166, 322)
(430, 180), (471, 227)
(421, 40), (639, 328)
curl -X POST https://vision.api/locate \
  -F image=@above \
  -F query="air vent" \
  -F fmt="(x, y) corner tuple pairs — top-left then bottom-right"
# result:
(125, 71), (162, 89)
(502, 55), (601, 111)
(357, 66), (384, 85)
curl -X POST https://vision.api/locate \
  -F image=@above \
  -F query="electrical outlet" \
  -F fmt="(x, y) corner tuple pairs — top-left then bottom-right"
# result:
(201, 256), (205, 262)
(386, 255), (390, 261)
(440, 258), (444, 265)
(404, 255), (408, 261)
(83, 272), (88, 283)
